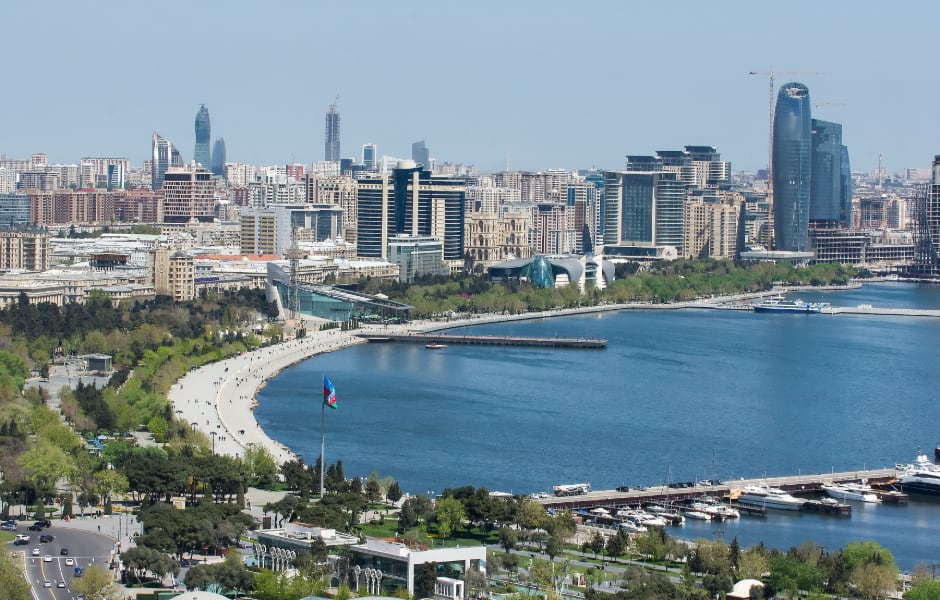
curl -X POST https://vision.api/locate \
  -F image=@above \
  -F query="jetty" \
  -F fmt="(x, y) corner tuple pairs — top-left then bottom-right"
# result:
(536, 467), (899, 512)
(357, 333), (607, 348)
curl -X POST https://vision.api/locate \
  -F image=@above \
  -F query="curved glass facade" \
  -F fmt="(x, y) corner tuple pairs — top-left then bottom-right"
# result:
(194, 105), (211, 168)
(773, 82), (811, 251)
(527, 255), (555, 288)
(211, 137), (226, 177)
(810, 118), (842, 226)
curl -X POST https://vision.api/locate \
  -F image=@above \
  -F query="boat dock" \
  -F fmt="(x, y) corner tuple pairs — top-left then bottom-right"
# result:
(357, 333), (607, 348)
(537, 468), (899, 512)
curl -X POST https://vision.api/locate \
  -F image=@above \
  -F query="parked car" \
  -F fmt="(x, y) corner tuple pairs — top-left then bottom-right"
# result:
(0, 523), (15, 531)
(27, 523), (43, 531)
(37, 520), (52, 528)
(616, 485), (630, 492)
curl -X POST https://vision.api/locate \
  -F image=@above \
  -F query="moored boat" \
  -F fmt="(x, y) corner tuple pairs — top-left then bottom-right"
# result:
(753, 299), (828, 314)
(425, 342), (448, 349)
(822, 482), (881, 503)
(736, 484), (806, 511)
(896, 455), (940, 496)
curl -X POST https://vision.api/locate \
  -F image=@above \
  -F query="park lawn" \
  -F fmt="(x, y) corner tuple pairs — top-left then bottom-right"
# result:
(0, 531), (14, 543)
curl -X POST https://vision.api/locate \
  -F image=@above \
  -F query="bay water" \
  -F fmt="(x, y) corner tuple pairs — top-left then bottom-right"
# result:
(255, 282), (940, 567)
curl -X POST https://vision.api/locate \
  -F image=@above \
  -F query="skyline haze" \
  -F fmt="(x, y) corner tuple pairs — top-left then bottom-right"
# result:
(1, 0), (936, 174)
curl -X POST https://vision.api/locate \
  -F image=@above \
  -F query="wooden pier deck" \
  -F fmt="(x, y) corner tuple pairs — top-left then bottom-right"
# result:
(357, 333), (607, 348)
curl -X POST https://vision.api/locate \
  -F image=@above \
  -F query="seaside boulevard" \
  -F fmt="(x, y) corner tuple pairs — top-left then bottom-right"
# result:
(172, 289), (798, 466)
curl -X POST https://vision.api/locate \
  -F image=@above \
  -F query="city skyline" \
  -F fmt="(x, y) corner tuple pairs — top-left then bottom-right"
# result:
(2, 1), (938, 173)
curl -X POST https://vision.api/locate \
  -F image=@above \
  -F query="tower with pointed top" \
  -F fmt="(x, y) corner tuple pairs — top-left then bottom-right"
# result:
(324, 102), (340, 162)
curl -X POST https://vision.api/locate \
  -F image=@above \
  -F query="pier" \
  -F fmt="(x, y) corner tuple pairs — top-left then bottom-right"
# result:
(537, 468), (899, 512)
(357, 333), (607, 348)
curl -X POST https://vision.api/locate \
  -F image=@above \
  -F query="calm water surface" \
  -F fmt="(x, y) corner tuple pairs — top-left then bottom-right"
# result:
(256, 282), (940, 567)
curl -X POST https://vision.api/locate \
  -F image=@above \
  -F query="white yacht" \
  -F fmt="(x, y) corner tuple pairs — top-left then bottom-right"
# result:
(682, 506), (712, 521)
(736, 484), (806, 511)
(822, 482), (881, 503)
(896, 455), (940, 496)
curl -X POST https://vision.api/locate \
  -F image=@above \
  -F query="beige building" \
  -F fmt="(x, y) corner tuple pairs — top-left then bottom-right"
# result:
(307, 174), (358, 242)
(683, 195), (742, 259)
(0, 231), (49, 271)
(464, 210), (532, 272)
(152, 249), (196, 301)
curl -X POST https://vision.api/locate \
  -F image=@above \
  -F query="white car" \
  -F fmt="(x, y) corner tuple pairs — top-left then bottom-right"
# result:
(64, 557), (74, 566)
(31, 548), (41, 556)
(43, 555), (52, 562)
(42, 580), (51, 588)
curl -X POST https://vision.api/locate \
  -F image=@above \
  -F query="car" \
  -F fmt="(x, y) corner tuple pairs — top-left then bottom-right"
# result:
(31, 548), (41, 556)
(616, 485), (630, 492)
(43, 554), (52, 562)
(56, 580), (66, 588)
(39, 534), (54, 543)
(39, 520), (51, 528)
(59, 548), (69, 555)
(27, 523), (43, 531)
(42, 580), (51, 588)
(64, 557), (74, 566)
(0, 523), (15, 531)
(13, 534), (29, 545)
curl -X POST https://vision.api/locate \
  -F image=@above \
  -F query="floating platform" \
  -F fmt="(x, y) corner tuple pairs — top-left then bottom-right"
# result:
(357, 333), (607, 349)
(803, 499), (852, 517)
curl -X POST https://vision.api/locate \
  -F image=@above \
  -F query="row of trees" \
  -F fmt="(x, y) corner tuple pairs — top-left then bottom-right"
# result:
(358, 259), (861, 317)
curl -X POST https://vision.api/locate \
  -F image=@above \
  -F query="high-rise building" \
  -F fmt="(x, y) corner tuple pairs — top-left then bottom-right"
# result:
(324, 102), (340, 162)
(603, 158), (687, 252)
(913, 155), (940, 275)
(840, 145), (852, 228)
(194, 105), (211, 168)
(412, 140), (430, 169)
(161, 165), (214, 223)
(356, 162), (465, 262)
(362, 144), (376, 170)
(809, 119), (843, 229)
(772, 82), (812, 251)
(210, 138), (226, 177)
(152, 132), (184, 191)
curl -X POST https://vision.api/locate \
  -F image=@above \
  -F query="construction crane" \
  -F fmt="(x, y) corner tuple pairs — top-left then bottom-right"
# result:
(749, 68), (826, 247)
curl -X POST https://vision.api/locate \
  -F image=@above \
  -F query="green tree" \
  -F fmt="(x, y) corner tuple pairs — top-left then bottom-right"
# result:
(498, 526), (518, 553)
(243, 444), (279, 488)
(0, 547), (32, 599)
(906, 578), (940, 600)
(589, 530), (606, 558)
(434, 495), (466, 539)
(415, 562), (438, 600)
(73, 564), (122, 600)
(386, 480), (403, 504)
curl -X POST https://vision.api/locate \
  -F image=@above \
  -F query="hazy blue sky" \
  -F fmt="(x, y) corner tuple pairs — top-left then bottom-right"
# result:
(2, 1), (936, 174)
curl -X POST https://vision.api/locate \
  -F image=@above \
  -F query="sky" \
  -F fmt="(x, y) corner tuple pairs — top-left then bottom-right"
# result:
(2, 0), (938, 174)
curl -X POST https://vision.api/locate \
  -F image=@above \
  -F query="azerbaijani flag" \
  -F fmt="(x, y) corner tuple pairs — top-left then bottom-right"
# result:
(323, 376), (337, 409)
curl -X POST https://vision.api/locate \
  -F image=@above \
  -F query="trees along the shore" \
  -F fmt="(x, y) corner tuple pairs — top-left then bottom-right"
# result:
(841, 541), (898, 600)
(433, 495), (466, 540)
(907, 578), (940, 600)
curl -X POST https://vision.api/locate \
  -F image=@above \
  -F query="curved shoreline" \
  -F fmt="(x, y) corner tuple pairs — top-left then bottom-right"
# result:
(173, 284), (874, 462)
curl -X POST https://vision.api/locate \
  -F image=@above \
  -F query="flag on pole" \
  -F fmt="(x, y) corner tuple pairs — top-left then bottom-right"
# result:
(323, 376), (337, 409)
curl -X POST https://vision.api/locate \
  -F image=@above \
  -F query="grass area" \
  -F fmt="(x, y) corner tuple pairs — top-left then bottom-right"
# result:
(0, 531), (14, 543)
(357, 518), (496, 548)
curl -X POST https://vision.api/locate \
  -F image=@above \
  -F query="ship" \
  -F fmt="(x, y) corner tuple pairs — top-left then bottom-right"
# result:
(896, 455), (940, 496)
(736, 484), (806, 510)
(753, 299), (829, 314)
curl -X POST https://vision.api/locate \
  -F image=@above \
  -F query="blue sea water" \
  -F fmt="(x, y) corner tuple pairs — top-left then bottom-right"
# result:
(255, 282), (940, 567)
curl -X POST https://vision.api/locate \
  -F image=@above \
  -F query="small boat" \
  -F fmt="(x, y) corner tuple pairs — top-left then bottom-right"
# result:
(682, 506), (712, 521)
(425, 342), (448, 349)
(822, 482), (881, 503)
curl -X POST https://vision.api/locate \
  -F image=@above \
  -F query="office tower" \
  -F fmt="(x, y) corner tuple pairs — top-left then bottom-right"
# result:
(356, 162), (465, 261)
(151, 132), (184, 191)
(772, 82), (812, 251)
(840, 145), (852, 228)
(194, 105), (211, 168)
(603, 157), (687, 251)
(809, 119), (843, 229)
(211, 138), (226, 177)
(324, 102), (340, 162)
(914, 155), (940, 274)
(161, 164), (214, 223)
(362, 144), (376, 170)
(412, 140), (430, 169)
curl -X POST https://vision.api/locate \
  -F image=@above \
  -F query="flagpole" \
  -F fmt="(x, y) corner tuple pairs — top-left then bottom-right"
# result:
(320, 390), (326, 498)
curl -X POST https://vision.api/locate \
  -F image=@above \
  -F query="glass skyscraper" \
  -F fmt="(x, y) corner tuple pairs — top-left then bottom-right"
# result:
(151, 132), (184, 191)
(412, 140), (430, 169)
(325, 103), (340, 162)
(194, 105), (211, 168)
(840, 145), (852, 228)
(772, 82), (812, 251)
(362, 144), (376, 170)
(211, 138), (226, 177)
(809, 118), (842, 228)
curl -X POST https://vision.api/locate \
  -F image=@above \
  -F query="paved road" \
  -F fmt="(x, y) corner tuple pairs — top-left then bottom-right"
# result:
(10, 525), (115, 600)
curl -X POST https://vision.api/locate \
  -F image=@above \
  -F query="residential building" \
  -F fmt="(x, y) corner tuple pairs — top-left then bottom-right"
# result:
(240, 204), (343, 256)
(603, 161), (687, 252)
(683, 193), (742, 259)
(0, 231), (49, 270)
(387, 235), (448, 282)
(194, 105), (211, 169)
(80, 158), (129, 189)
(162, 165), (214, 224)
(308, 174), (358, 242)
(152, 248), (195, 301)
(772, 82), (812, 251)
